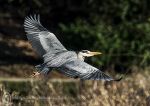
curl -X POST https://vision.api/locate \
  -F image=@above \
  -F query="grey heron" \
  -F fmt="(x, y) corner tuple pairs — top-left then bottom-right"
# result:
(24, 14), (122, 81)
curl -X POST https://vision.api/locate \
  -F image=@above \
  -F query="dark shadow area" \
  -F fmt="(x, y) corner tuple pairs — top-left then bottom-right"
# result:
(0, 0), (149, 77)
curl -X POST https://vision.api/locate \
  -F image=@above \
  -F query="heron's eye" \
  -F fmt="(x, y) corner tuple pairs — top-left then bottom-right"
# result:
(81, 50), (89, 53)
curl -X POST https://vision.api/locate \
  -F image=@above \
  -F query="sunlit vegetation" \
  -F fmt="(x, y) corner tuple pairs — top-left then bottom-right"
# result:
(0, 68), (150, 105)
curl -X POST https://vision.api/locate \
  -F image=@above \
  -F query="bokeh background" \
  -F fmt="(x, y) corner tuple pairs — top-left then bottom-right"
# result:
(0, 0), (150, 106)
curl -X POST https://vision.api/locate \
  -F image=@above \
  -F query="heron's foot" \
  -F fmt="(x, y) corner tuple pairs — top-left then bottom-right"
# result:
(30, 72), (41, 78)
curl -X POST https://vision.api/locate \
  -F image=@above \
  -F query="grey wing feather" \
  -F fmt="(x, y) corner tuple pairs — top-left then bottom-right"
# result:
(24, 14), (67, 56)
(59, 60), (115, 81)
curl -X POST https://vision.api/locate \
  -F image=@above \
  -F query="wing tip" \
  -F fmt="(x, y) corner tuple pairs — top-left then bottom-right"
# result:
(24, 14), (41, 25)
(111, 70), (129, 82)
(24, 13), (47, 34)
(110, 75), (124, 82)
(113, 76), (123, 81)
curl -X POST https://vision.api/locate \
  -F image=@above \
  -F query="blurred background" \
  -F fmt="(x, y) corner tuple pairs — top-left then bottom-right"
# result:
(0, 0), (150, 106)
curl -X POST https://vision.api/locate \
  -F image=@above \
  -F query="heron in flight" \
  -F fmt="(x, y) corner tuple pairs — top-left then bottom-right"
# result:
(24, 15), (122, 81)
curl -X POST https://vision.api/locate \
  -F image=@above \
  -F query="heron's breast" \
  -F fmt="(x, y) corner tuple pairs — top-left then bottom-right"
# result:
(44, 51), (77, 67)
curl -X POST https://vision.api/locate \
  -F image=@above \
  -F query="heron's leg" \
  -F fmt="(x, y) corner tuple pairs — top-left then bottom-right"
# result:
(30, 71), (41, 77)
(30, 64), (44, 77)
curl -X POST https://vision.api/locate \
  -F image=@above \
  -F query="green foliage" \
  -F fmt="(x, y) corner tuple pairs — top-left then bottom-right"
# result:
(59, 0), (150, 67)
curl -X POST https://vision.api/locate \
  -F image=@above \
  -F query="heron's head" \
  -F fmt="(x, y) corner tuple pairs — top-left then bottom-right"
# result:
(78, 50), (102, 57)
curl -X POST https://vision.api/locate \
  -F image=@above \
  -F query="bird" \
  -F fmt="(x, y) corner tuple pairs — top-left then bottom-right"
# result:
(24, 14), (122, 81)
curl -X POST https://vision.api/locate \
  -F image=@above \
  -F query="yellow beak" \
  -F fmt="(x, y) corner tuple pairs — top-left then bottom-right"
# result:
(89, 51), (102, 56)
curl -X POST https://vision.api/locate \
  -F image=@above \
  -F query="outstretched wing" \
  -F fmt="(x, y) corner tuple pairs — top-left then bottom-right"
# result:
(24, 14), (67, 56)
(58, 60), (121, 81)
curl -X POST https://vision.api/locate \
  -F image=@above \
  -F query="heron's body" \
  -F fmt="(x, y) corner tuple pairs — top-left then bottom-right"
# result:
(24, 15), (122, 81)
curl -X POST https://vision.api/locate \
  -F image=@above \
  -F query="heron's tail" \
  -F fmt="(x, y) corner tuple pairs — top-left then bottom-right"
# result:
(35, 63), (52, 75)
